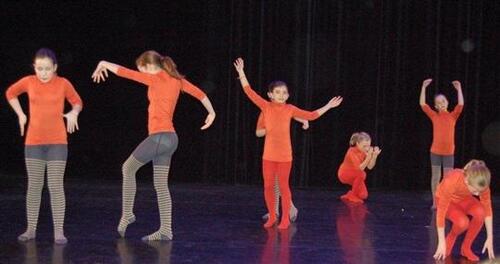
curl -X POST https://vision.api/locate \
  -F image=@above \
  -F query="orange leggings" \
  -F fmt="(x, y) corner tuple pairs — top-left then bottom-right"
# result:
(444, 196), (485, 257)
(262, 160), (292, 223)
(338, 169), (368, 200)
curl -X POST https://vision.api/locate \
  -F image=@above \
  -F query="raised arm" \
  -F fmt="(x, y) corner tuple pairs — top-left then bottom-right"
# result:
(420, 78), (432, 106)
(233, 58), (268, 109)
(452, 80), (464, 106)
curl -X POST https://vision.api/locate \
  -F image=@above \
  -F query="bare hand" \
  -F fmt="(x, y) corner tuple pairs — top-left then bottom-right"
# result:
(91, 62), (109, 83)
(327, 96), (343, 109)
(18, 113), (27, 136)
(367, 147), (374, 156)
(422, 79), (433, 88)
(482, 237), (495, 259)
(201, 113), (216, 130)
(433, 242), (446, 260)
(301, 120), (309, 130)
(233, 58), (245, 75)
(63, 110), (79, 134)
(452, 80), (462, 90)
(373, 146), (382, 155)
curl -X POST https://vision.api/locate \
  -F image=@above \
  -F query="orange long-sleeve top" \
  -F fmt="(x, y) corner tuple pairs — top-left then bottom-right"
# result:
(256, 112), (265, 130)
(243, 85), (320, 162)
(338, 147), (367, 172)
(421, 104), (463, 155)
(5, 75), (83, 145)
(116, 67), (207, 134)
(435, 169), (492, 228)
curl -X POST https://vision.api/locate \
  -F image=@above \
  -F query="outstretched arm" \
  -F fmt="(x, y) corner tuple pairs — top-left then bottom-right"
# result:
(420, 78), (432, 106)
(315, 96), (343, 117)
(92, 61), (120, 83)
(293, 96), (343, 121)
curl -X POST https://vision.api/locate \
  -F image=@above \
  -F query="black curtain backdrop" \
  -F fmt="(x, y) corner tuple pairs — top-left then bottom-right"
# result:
(0, 0), (498, 190)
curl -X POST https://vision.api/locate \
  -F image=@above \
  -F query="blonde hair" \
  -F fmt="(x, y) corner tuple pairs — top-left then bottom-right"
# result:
(349, 132), (371, 146)
(464, 159), (491, 188)
(135, 50), (185, 79)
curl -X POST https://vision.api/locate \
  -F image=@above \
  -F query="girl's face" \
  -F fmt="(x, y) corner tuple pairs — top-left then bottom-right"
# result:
(267, 86), (289, 104)
(434, 95), (449, 112)
(33, 57), (57, 83)
(465, 177), (487, 196)
(356, 139), (371, 153)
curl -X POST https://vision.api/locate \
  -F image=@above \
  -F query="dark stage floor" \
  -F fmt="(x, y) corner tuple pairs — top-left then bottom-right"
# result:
(0, 180), (499, 264)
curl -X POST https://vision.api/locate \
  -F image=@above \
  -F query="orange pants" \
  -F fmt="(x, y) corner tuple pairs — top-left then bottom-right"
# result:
(262, 160), (292, 223)
(443, 196), (485, 257)
(338, 169), (368, 200)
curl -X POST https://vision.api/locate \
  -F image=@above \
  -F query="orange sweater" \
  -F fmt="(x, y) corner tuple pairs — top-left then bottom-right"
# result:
(243, 85), (319, 162)
(435, 169), (492, 228)
(256, 112), (265, 130)
(5, 75), (83, 145)
(339, 147), (366, 172)
(421, 104), (463, 155)
(116, 67), (207, 134)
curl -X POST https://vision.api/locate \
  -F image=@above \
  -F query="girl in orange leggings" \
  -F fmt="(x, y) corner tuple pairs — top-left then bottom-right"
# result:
(234, 57), (343, 229)
(338, 132), (381, 203)
(433, 160), (495, 261)
(256, 112), (307, 222)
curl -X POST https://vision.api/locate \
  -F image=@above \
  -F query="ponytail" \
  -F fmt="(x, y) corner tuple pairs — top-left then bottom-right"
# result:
(160, 56), (184, 80)
(136, 50), (184, 79)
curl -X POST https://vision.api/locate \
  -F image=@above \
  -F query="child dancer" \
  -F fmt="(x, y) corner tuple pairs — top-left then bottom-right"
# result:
(420, 79), (464, 208)
(338, 132), (381, 204)
(433, 160), (495, 261)
(257, 113), (307, 222)
(6, 48), (83, 244)
(234, 57), (343, 229)
(92, 51), (216, 240)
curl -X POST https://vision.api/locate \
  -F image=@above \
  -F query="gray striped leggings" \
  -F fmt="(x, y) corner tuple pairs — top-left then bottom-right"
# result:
(24, 144), (68, 232)
(121, 132), (178, 239)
